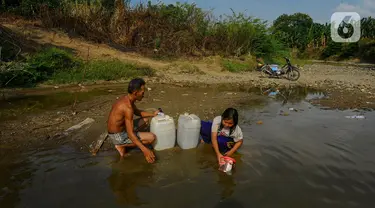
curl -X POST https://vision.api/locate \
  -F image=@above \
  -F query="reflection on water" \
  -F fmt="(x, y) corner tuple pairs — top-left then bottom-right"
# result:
(108, 155), (155, 206)
(260, 86), (328, 106)
(0, 152), (36, 208)
(1, 86), (375, 207)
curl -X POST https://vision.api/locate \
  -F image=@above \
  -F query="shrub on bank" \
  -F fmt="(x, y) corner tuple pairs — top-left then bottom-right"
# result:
(0, 47), (155, 87)
(221, 58), (255, 73)
(50, 59), (155, 84)
(358, 38), (375, 63)
(2, 1), (286, 59)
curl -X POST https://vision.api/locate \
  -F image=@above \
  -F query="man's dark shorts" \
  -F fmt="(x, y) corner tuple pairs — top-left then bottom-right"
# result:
(108, 118), (144, 146)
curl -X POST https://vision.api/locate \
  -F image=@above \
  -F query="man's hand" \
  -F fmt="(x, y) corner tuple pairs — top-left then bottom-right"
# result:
(142, 147), (156, 163)
(153, 110), (160, 116)
(125, 106), (154, 163)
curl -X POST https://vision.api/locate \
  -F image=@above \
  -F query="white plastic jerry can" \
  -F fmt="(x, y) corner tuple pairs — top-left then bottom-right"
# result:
(150, 115), (176, 151)
(177, 113), (201, 149)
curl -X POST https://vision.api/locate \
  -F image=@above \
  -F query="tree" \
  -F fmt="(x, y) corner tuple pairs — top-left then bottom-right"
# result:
(271, 13), (313, 51)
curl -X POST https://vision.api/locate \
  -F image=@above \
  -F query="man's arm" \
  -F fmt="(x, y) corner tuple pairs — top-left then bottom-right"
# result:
(124, 107), (148, 151)
(133, 105), (158, 118)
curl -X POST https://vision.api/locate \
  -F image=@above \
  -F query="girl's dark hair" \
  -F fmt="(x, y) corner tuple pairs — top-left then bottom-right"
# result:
(219, 107), (239, 135)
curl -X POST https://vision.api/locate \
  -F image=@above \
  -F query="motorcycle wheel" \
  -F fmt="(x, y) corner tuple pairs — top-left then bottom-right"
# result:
(286, 67), (300, 81)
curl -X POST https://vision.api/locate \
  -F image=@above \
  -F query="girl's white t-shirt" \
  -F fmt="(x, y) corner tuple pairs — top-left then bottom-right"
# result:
(211, 116), (243, 142)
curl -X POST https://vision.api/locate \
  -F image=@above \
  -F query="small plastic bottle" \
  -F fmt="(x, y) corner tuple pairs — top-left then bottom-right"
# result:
(157, 108), (165, 116)
(219, 156), (236, 174)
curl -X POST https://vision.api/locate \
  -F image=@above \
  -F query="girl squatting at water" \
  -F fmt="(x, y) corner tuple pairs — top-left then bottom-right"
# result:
(200, 108), (244, 163)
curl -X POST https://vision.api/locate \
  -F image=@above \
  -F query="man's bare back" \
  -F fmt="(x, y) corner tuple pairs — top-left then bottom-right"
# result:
(107, 96), (133, 133)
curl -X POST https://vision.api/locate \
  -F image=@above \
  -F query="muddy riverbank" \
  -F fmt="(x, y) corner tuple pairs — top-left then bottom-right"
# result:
(0, 83), (268, 151)
(1, 83), (374, 155)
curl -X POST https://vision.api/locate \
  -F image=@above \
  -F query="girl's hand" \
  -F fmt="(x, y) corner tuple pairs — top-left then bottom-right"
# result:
(224, 151), (233, 157)
(217, 153), (224, 164)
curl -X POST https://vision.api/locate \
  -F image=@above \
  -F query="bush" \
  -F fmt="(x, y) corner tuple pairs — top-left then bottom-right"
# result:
(221, 59), (253, 73)
(321, 41), (342, 59)
(50, 59), (155, 84)
(20, 0), (61, 16)
(3, 1), (375, 61)
(358, 38), (375, 63)
(26, 47), (82, 82)
(1, 47), (156, 87)
(0, 62), (38, 87)
(0, 47), (80, 87)
(3, 1), (286, 58)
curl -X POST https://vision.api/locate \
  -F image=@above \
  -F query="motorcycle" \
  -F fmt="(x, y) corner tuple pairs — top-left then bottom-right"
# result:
(257, 57), (301, 81)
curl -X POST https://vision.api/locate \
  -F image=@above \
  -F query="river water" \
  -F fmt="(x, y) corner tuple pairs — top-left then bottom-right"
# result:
(1, 85), (375, 208)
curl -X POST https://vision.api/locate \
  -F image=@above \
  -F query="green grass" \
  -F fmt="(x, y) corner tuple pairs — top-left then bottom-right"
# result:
(1, 47), (156, 87)
(221, 59), (254, 73)
(260, 56), (312, 68)
(49, 59), (155, 84)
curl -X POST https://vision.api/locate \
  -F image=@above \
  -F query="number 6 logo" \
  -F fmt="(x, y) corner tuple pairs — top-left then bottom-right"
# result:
(331, 12), (361, 43)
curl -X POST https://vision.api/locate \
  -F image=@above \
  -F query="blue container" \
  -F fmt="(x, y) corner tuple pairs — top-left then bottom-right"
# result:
(270, 64), (279, 72)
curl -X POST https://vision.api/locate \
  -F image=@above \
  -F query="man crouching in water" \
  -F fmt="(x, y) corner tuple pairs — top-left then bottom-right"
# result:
(107, 78), (159, 163)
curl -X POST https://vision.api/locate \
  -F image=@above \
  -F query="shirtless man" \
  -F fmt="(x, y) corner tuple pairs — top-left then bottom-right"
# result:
(107, 78), (159, 163)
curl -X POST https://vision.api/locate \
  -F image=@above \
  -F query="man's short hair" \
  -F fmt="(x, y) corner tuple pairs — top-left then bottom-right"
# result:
(128, 78), (146, 94)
